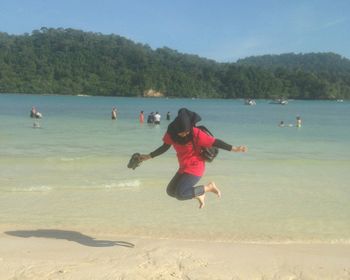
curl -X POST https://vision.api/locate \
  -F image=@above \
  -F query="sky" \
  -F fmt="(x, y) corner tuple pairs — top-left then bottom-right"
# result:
(0, 0), (349, 62)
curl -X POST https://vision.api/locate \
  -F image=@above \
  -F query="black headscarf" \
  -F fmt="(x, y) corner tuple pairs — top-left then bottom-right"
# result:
(167, 108), (201, 144)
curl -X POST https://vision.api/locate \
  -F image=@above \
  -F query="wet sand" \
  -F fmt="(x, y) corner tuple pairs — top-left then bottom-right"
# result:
(1, 227), (350, 280)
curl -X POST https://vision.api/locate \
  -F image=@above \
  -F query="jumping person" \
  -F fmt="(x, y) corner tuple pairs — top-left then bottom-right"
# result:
(140, 108), (247, 209)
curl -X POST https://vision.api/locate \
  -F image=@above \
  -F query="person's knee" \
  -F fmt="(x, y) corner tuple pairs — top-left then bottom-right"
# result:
(166, 188), (176, 198)
(175, 189), (188, 200)
(167, 188), (186, 200)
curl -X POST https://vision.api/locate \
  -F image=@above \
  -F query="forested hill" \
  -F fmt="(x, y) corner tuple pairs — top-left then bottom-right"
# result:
(237, 53), (350, 74)
(0, 27), (349, 99)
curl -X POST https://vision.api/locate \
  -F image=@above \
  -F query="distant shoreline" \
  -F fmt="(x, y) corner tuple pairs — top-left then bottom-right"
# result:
(0, 92), (348, 101)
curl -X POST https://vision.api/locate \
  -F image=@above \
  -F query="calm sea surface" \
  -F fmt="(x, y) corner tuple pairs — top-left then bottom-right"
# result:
(1, 93), (349, 243)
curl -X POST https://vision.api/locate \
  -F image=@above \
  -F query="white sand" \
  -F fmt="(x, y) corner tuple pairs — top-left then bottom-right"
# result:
(1, 228), (350, 280)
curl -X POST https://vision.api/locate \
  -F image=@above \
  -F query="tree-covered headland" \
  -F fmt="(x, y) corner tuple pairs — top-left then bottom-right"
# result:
(0, 27), (349, 99)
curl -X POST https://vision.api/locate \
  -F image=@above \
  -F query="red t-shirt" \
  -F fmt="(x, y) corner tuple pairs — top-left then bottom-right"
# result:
(163, 127), (216, 176)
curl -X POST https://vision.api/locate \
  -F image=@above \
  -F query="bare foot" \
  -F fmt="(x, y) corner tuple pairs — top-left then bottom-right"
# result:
(196, 194), (205, 209)
(205, 182), (221, 198)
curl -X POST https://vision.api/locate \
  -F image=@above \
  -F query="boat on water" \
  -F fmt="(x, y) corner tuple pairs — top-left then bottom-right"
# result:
(244, 99), (256, 105)
(270, 98), (288, 105)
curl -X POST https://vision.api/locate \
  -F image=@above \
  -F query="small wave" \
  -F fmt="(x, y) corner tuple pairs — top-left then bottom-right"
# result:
(11, 185), (53, 192)
(60, 157), (85, 162)
(104, 180), (141, 189)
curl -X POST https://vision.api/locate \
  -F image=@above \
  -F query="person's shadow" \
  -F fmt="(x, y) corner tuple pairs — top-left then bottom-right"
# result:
(5, 229), (134, 248)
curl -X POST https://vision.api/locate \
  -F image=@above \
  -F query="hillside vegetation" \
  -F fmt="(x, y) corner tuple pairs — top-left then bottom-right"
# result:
(0, 27), (349, 99)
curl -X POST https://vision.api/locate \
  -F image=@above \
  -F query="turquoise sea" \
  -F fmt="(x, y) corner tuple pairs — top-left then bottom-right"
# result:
(1, 93), (349, 243)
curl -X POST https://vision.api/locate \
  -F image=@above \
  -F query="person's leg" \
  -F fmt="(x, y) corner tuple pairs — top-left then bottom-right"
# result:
(175, 173), (203, 200)
(195, 182), (221, 209)
(166, 173), (182, 198)
(167, 173), (221, 209)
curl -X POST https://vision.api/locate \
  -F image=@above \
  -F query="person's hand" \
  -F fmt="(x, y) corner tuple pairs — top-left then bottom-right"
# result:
(232, 145), (248, 152)
(140, 154), (151, 161)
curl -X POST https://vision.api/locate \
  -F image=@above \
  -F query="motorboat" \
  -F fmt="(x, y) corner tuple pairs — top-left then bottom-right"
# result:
(270, 98), (288, 105)
(244, 99), (256, 105)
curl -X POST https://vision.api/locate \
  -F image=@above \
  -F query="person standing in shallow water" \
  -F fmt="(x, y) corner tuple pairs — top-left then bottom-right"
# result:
(154, 112), (161, 125)
(30, 106), (36, 118)
(147, 112), (155, 124)
(139, 111), (144, 123)
(140, 108), (247, 209)
(111, 107), (117, 120)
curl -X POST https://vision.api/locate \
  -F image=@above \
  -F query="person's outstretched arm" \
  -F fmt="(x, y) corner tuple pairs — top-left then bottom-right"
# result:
(140, 143), (171, 161)
(213, 139), (247, 153)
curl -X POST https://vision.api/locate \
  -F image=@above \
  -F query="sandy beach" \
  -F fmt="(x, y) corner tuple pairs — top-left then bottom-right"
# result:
(1, 227), (350, 280)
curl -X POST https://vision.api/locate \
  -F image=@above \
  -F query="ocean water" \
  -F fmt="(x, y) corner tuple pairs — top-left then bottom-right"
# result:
(1, 93), (349, 243)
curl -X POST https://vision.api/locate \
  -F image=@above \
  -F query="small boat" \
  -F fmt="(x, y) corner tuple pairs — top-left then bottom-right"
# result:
(336, 99), (344, 103)
(244, 99), (256, 105)
(270, 98), (288, 105)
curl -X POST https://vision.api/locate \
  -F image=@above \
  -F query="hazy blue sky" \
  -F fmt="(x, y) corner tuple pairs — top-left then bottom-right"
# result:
(0, 0), (349, 61)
